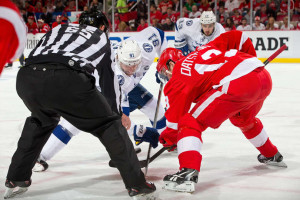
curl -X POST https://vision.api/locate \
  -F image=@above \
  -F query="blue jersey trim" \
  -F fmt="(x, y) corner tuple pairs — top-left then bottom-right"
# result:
(154, 27), (165, 46)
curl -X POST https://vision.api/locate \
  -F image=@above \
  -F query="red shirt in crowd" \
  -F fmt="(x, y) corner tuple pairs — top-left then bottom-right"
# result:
(137, 23), (148, 31)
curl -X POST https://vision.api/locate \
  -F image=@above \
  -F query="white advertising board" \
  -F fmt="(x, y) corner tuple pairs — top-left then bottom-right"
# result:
(24, 30), (300, 62)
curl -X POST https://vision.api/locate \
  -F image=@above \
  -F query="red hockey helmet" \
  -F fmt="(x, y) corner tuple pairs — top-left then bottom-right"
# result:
(157, 48), (184, 73)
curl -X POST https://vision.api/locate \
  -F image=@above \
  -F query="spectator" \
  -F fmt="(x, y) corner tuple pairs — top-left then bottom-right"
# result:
(52, 15), (65, 28)
(268, 0), (280, 14)
(150, 4), (163, 23)
(211, 0), (226, 11)
(252, 16), (266, 30)
(37, 19), (51, 33)
(161, 6), (168, 15)
(232, 9), (242, 26)
(90, 0), (103, 12)
(137, 0), (147, 20)
(223, 17), (236, 31)
(238, 0), (250, 16)
(253, 0), (267, 11)
(35, 1), (43, 13)
(20, 6), (30, 23)
(78, 0), (87, 10)
(25, 1), (35, 13)
(54, 0), (65, 12)
(162, 7), (179, 23)
(189, 5), (201, 18)
(118, 21), (130, 31)
(26, 16), (38, 34)
(116, 0), (129, 14)
(137, 17), (148, 31)
(280, 15), (295, 29)
(217, 5), (229, 25)
(40, 6), (52, 25)
(225, 0), (240, 15)
(199, 0), (210, 13)
(185, 0), (196, 12)
(265, 16), (279, 30)
(152, 18), (163, 29)
(64, 0), (77, 12)
(161, 17), (174, 31)
(237, 17), (251, 30)
(46, 1), (55, 13)
(182, 6), (190, 18)
(255, 4), (270, 25)
(159, 0), (174, 11)
(278, 0), (294, 16)
(83, 5), (89, 11)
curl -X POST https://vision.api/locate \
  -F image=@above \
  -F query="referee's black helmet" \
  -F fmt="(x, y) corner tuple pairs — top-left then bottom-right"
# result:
(79, 10), (109, 33)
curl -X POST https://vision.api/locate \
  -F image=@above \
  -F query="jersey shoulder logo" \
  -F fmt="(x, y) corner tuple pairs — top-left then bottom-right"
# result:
(143, 43), (153, 53)
(117, 75), (125, 86)
(186, 20), (193, 26)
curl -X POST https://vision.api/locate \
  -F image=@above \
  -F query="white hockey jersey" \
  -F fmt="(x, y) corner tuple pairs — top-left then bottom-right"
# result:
(114, 26), (167, 95)
(175, 18), (225, 52)
(95, 26), (167, 108)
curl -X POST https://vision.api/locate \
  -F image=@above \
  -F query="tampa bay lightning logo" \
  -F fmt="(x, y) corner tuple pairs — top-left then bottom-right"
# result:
(117, 75), (125, 86)
(186, 20), (193, 26)
(144, 65), (149, 70)
(143, 43), (153, 53)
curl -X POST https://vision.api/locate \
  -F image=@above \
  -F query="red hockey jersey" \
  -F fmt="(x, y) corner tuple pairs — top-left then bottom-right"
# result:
(163, 31), (263, 130)
(0, 0), (27, 74)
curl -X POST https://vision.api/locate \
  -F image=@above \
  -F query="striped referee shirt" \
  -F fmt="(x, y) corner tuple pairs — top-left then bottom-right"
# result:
(26, 23), (122, 115)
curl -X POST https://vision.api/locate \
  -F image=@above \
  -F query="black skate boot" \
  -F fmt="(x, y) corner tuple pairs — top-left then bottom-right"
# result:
(33, 159), (49, 172)
(127, 181), (157, 200)
(4, 179), (31, 199)
(163, 168), (198, 193)
(257, 152), (287, 168)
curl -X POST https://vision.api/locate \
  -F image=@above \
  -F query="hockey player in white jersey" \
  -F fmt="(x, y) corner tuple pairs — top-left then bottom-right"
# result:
(34, 26), (168, 172)
(174, 11), (225, 55)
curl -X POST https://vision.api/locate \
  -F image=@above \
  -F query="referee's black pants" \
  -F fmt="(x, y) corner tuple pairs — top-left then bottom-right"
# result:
(7, 64), (146, 189)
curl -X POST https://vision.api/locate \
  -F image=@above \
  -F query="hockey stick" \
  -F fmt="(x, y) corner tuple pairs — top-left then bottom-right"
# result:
(138, 44), (288, 168)
(144, 81), (164, 176)
(263, 44), (287, 65)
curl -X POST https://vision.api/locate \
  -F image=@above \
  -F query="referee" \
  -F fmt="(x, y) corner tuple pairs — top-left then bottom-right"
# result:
(4, 11), (155, 199)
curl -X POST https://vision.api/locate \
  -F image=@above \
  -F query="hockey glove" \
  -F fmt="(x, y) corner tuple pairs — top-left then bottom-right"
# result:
(134, 126), (159, 148)
(159, 127), (178, 151)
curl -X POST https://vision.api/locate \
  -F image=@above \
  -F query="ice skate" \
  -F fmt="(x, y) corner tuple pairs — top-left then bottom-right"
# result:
(257, 152), (287, 168)
(4, 179), (31, 199)
(128, 181), (158, 200)
(33, 159), (49, 172)
(163, 168), (198, 193)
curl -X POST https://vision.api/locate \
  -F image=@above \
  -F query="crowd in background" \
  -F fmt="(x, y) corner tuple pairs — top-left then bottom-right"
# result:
(11, 0), (300, 33)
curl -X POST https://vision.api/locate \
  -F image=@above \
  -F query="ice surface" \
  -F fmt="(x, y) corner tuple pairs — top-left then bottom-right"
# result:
(0, 62), (300, 200)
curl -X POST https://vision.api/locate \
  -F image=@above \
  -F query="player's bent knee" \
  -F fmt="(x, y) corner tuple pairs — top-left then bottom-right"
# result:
(178, 113), (205, 133)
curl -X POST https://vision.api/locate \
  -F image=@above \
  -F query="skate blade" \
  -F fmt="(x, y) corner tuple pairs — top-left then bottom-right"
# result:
(266, 161), (287, 168)
(163, 181), (195, 193)
(4, 187), (28, 199)
(33, 163), (46, 172)
(132, 191), (159, 200)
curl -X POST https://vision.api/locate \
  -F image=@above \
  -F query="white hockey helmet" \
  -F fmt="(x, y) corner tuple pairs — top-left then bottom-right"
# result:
(200, 11), (216, 24)
(117, 40), (142, 67)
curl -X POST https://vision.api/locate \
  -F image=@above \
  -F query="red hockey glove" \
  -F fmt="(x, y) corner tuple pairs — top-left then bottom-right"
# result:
(159, 127), (178, 151)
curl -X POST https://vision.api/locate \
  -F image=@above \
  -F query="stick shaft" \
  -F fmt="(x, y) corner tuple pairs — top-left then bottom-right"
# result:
(144, 82), (164, 175)
(263, 44), (287, 65)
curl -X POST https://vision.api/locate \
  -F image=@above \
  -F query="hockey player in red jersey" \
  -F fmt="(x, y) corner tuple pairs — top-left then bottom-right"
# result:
(156, 30), (286, 193)
(0, 0), (27, 75)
